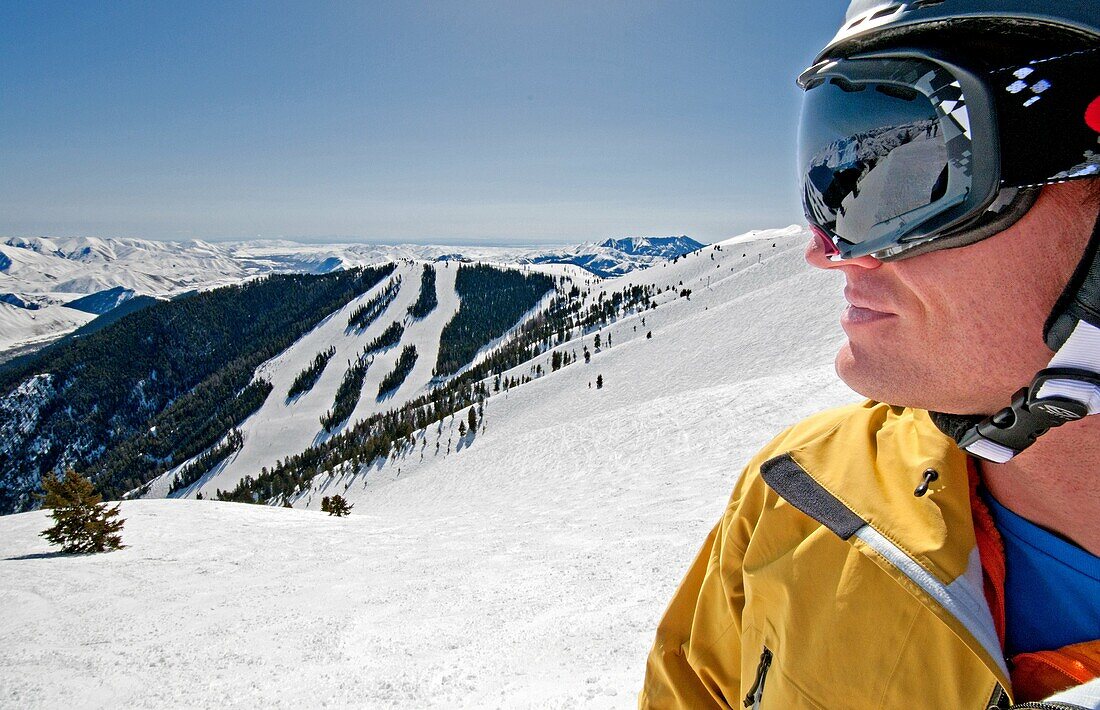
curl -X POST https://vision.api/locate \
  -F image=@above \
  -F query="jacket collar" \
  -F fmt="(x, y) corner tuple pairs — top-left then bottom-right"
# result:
(760, 402), (1011, 687)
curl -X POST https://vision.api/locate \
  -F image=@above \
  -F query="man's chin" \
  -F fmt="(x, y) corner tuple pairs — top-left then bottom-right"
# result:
(835, 345), (996, 415)
(835, 345), (931, 410)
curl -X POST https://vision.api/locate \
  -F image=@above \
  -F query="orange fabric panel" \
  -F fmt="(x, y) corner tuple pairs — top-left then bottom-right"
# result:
(1011, 642), (1100, 702)
(967, 459), (1006, 648)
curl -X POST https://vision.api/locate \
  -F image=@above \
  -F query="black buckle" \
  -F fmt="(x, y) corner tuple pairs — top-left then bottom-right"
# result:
(958, 368), (1100, 457)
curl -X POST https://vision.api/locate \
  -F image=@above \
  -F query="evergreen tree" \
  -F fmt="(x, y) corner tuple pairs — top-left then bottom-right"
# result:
(321, 496), (331, 513)
(327, 494), (352, 517)
(39, 470), (125, 554)
(467, 406), (477, 433)
(459, 421), (467, 437)
(594, 333), (601, 349)
(596, 374), (604, 389)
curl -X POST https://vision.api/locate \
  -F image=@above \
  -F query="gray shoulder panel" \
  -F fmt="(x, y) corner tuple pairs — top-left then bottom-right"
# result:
(759, 453), (865, 540)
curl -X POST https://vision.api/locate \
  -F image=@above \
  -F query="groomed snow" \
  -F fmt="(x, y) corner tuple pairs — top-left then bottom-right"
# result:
(0, 227), (858, 708)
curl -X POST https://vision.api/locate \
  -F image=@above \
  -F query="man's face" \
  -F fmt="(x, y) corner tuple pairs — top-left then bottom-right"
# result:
(806, 181), (1098, 415)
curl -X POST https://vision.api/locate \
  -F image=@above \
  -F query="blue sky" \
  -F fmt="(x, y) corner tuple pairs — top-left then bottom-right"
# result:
(0, 1), (845, 244)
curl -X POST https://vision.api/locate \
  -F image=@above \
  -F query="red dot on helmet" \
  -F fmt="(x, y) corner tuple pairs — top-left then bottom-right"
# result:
(1087, 96), (1100, 133)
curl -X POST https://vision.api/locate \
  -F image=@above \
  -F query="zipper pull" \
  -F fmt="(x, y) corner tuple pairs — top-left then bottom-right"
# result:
(743, 647), (773, 708)
(986, 682), (1008, 709)
(914, 468), (939, 497)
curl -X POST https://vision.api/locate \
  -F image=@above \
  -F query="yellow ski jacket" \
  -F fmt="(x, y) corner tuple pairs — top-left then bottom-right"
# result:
(642, 401), (1034, 708)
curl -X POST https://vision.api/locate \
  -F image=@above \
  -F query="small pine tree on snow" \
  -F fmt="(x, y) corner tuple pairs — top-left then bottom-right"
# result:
(647, 331), (652, 339)
(321, 495), (331, 513)
(327, 494), (352, 517)
(39, 469), (125, 554)
(596, 374), (604, 389)
(584, 347), (591, 364)
(459, 421), (467, 437)
(468, 406), (477, 433)
(594, 333), (601, 349)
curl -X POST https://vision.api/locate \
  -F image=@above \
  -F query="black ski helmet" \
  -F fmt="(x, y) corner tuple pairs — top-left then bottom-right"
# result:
(807, 1), (1100, 462)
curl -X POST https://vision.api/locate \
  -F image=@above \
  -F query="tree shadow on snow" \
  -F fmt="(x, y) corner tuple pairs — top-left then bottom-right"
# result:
(455, 429), (476, 452)
(6, 551), (68, 561)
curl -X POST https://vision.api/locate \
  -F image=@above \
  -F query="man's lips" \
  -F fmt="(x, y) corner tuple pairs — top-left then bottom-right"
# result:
(842, 286), (897, 327)
(842, 304), (895, 326)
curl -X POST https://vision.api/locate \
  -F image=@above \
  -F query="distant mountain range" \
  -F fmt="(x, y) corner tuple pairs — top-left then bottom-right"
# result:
(0, 235), (707, 353)
(529, 236), (705, 278)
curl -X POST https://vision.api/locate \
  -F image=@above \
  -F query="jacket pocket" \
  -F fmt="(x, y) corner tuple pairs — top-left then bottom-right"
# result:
(743, 646), (773, 709)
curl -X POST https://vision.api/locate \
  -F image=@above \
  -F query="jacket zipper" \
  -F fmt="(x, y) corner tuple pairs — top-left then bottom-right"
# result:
(988, 683), (1008, 709)
(985, 683), (1087, 710)
(743, 647), (772, 709)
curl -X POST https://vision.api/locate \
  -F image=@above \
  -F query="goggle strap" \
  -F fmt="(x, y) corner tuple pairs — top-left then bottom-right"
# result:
(1044, 209), (1100, 350)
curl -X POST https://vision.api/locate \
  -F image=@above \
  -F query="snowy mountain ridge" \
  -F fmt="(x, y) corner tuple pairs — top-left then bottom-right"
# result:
(0, 234), (706, 353)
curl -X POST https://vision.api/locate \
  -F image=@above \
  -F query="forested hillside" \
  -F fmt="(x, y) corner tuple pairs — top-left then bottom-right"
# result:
(435, 265), (555, 377)
(0, 264), (396, 513)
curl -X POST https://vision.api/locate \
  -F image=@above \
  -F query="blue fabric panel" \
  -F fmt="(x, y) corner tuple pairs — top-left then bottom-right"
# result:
(984, 492), (1100, 655)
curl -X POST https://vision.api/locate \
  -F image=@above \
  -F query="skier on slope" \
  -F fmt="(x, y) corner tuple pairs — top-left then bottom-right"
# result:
(642, 2), (1100, 708)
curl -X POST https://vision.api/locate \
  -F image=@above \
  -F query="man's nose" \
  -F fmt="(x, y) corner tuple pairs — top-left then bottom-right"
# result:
(804, 228), (882, 271)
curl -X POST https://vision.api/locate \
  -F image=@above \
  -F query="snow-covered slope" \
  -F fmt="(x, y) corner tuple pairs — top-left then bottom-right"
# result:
(0, 301), (95, 353)
(0, 226), (857, 708)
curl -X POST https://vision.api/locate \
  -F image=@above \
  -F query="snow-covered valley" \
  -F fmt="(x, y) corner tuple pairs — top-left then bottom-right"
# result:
(0, 226), (857, 708)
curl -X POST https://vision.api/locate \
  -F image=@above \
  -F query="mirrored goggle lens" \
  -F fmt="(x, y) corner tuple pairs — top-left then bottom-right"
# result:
(799, 65), (976, 259)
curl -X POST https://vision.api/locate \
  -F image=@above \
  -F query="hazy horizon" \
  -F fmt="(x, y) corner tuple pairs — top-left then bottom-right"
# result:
(5, 229), (760, 249)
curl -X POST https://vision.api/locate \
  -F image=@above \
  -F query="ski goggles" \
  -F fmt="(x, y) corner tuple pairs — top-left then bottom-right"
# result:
(797, 47), (1100, 261)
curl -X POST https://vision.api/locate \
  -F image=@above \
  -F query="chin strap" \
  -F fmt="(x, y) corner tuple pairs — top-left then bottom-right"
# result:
(958, 325), (1100, 463)
(958, 208), (1100, 463)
